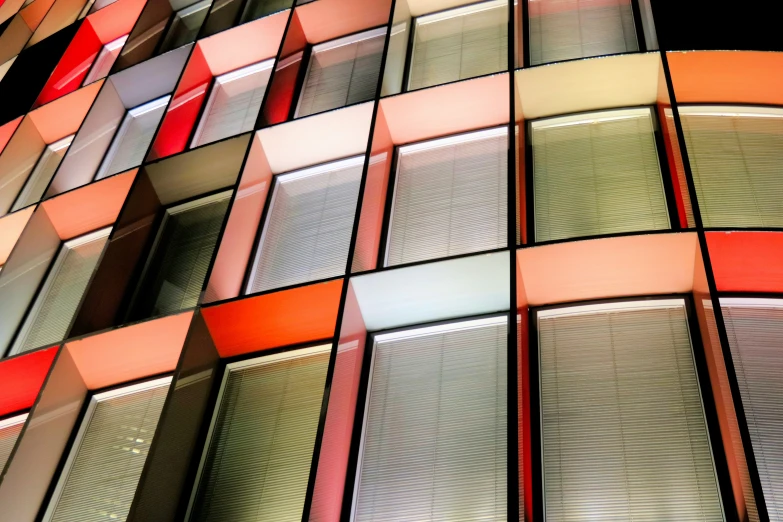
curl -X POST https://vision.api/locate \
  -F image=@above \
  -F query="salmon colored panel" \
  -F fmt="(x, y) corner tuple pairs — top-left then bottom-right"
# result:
(517, 232), (698, 306)
(41, 169), (135, 240)
(19, 0), (54, 30)
(66, 311), (193, 390)
(0, 346), (57, 417)
(202, 278), (343, 357)
(0, 118), (45, 216)
(297, 0), (392, 44)
(707, 231), (783, 293)
(32, 80), (103, 138)
(262, 12), (305, 126)
(199, 10), (288, 76)
(668, 51), (783, 106)
(87, 0), (145, 43)
(205, 134), (272, 302)
(0, 16), (32, 65)
(0, 116), (22, 154)
(0, 205), (34, 264)
(380, 73), (509, 145)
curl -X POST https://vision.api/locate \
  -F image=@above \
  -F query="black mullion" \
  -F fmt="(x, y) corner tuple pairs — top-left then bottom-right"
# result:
(628, 0), (647, 53)
(287, 45), (313, 121)
(374, 144), (399, 269)
(521, 0), (531, 68)
(527, 306), (542, 522)
(651, 105), (681, 230)
(400, 13), (416, 93)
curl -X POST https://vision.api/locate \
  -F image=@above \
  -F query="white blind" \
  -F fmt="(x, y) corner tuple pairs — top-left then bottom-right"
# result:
(82, 35), (127, 86)
(296, 28), (385, 118)
(538, 300), (723, 521)
(96, 96), (170, 180)
(532, 108), (670, 242)
(408, 0), (507, 91)
(386, 127), (507, 266)
(45, 378), (170, 522)
(247, 156), (362, 294)
(0, 414), (27, 474)
(679, 106), (783, 228)
(721, 298), (783, 520)
(188, 345), (330, 522)
(191, 60), (273, 148)
(353, 317), (507, 521)
(529, 0), (638, 66)
(12, 228), (109, 355)
(12, 134), (74, 212)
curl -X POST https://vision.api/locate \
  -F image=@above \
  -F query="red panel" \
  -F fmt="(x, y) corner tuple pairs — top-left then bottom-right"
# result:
(707, 231), (783, 293)
(261, 12), (306, 126)
(0, 347), (57, 417)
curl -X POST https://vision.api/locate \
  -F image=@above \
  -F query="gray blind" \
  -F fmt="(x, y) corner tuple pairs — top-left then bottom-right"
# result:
(353, 317), (507, 521)
(529, 0), (638, 65)
(0, 414), (26, 474)
(387, 127), (507, 266)
(296, 28), (385, 118)
(721, 298), (783, 520)
(46, 378), (170, 522)
(96, 96), (170, 180)
(191, 60), (273, 148)
(538, 301), (723, 521)
(408, 0), (507, 91)
(679, 106), (783, 228)
(13, 228), (109, 355)
(532, 108), (670, 242)
(247, 157), (362, 294)
(12, 135), (74, 212)
(189, 346), (330, 522)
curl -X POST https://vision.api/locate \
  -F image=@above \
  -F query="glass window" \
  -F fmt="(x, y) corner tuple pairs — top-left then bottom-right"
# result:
(11, 134), (74, 212)
(0, 413), (27, 473)
(82, 35), (127, 85)
(158, 0), (211, 54)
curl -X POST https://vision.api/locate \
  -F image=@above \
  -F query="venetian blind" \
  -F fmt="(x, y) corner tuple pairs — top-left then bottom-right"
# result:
(529, 0), (639, 65)
(408, 0), (507, 91)
(679, 106), (783, 228)
(296, 28), (385, 118)
(191, 60), (273, 148)
(722, 298), (783, 520)
(247, 157), (362, 293)
(189, 346), (330, 522)
(538, 301), (723, 521)
(45, 378), (169, 522)
(353, 317), (507, 521)
(12, 135), (74, 212)
(386, 127), (507, 266)
(96, 96), (170, 180)
(13, 228), (109, 355)
(0, 414), (26, 474)
(532, 108), (670, 242)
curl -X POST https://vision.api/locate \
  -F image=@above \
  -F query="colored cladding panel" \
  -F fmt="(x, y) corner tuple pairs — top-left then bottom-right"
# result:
(707, 231), (783, 294)
(0, 347), (57, 417)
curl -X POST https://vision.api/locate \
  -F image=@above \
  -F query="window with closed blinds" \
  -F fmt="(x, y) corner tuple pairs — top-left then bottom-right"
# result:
(246, 156), (363, 294)
(386, 127), (507, 266)
(352, 317), (507, 521)
(11, 134), (74, 212)
(295, 28), (385, 118)
(187, 345), (330, 522)
(191, 60), (273, 148)
(95, 95), (170, 180)
(82, 35), (127, 86)
(721, 298), (783, 520)
(11, 228), (109, 356)
(133, 191), (230, 318)
(528, 0), (638, 66)
(679, 106), (783, 228)
(43, 377), (170, 522)
(538, 300), (724, 521)
(532, 108), (670, 242)
(408, 0), (507, 91)
(0, 413), (27, 474)
(159, 0), (211, 53)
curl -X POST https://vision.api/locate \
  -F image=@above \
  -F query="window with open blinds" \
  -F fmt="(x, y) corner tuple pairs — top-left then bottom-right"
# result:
(95, 95), (170, 180)
(191, 60), (273, 148)
(408, 0), (507, 91)
(247, 156), (363, 294)
(538, 300), (723, 521)
(187, 345), (330, 522)
(295, 28), (385, 118)
(721, 298), (783, 520)
(528, 0), (638, 66)
(11, 228), (109, 356)
(386, 127), (507, 266)
(82, 35), (127, 86)
(0, 413), (27, 474)
(352, 317), (507, 521)
(11, 134), (74, 212)
(532, 108), (670, 242)
(43, 377), (170, 522)
(679, 106), (783, 228)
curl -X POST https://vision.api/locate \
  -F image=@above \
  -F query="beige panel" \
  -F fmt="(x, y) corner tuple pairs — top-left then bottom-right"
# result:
(26, 0), (85, 47)
(111, 45), (191, 109)
(0, 57), (16, 82)
(405, 0), (484, 17)
(0, 16), (32, 67)
(0, 118), (45, 216)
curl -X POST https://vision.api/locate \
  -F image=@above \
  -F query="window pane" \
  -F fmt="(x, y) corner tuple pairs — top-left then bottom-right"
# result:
(387, 127), (507, 266)
(354, 317), (507, 521)
(11, 135), (73, 212)
(532, 108), (669, 242)
(0, 414), (27, 473)
(538, 300), (723, 520)
(409, 0), (507, 90)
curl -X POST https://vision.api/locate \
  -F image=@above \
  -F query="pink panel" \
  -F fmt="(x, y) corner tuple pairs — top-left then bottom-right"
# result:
(296, 0), (392, 44)
(87, 0), (145, 43)
(0, 205), (34, 264)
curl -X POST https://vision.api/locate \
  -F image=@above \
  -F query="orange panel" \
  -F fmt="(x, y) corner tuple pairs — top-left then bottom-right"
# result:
(296, 0), (392, 44)
(0, 347), (57, 417)
(707, 231), (783, 294)
(0, 205), (34, 264)
(87, 0), (146, 43)
(0, 116), (22, 153)
(30, 81), (103, 143)
(202, 279), (343, 357)
(66, 311), (193, 390)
